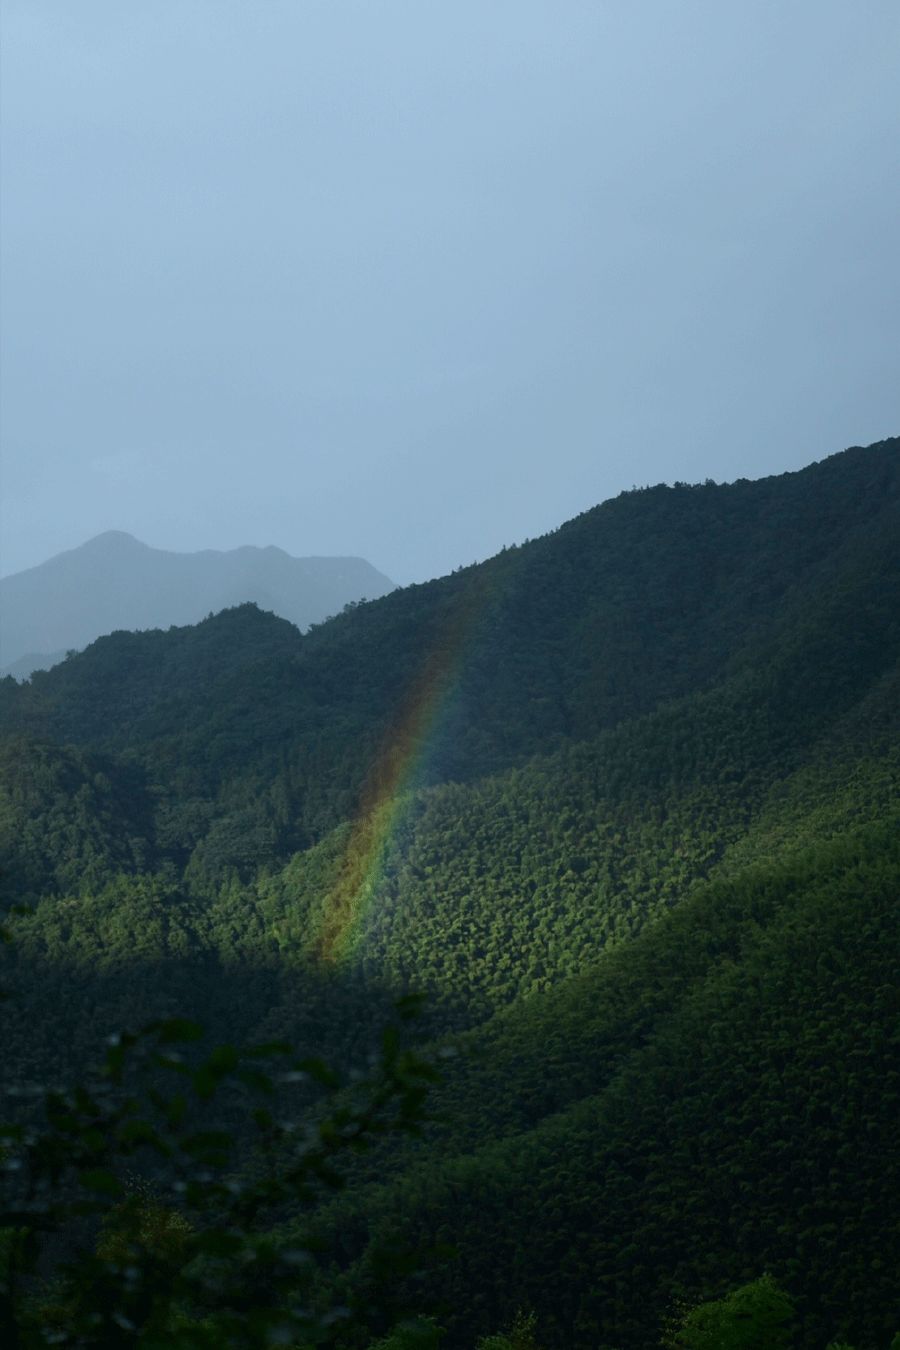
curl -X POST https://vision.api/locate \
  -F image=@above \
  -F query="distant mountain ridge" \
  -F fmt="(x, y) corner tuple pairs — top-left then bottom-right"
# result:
(0, 531), (395, 677)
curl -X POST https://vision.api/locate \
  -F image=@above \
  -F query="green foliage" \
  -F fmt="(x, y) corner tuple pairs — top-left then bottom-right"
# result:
(663, 1274), (794, 1348)
(369, 1317), (444, 1350)
(1, 1011), (437, 1347)
(303, 820), (900, 1349)
(476, 1310), (541, 1350)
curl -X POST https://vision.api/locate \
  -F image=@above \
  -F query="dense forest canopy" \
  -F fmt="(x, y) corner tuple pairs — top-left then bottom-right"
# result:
(1, 438), (898, 1347)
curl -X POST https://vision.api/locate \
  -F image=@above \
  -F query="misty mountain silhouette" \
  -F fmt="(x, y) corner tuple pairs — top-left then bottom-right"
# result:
(0, 531), (395, 677)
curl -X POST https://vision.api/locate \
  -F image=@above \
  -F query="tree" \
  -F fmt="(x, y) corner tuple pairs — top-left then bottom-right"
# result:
(477, 1310), (542, 1350)
(663, 1274), (794, 1349)
(1, 999), (437, 1347)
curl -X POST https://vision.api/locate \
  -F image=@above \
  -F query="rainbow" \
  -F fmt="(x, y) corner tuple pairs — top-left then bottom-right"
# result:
(312, 575), (490, 964)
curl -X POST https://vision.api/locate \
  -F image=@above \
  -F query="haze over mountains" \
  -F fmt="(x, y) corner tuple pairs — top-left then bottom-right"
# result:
(0, 531), (395, 679)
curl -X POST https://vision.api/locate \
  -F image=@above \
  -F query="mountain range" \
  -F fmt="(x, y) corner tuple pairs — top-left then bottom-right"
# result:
(0, 530), (395, 678)
(1, 436), (898, 1348)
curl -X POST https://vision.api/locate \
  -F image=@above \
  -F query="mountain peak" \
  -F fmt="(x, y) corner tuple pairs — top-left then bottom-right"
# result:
(0, 530), (396, 675)
(79, 531), (147, 553)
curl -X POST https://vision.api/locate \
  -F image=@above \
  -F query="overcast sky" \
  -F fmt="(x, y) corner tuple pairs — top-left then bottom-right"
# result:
(2, 1), (898, 584)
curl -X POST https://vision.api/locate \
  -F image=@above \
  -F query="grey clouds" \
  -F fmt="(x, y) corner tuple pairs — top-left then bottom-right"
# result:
(2, 1), (898, 584)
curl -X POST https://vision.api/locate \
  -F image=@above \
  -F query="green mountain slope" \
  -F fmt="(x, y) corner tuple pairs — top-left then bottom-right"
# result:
(308, 821), (899, 1350)
(1, 437), (898, 1348)
(2, 439), (896, 861)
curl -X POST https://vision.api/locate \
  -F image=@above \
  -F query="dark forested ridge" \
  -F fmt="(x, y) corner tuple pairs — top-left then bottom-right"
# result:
(1, 437), (898, 1348)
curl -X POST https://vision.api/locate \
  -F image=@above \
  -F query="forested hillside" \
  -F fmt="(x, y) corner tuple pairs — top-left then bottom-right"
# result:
(1, 438), (898, 1348)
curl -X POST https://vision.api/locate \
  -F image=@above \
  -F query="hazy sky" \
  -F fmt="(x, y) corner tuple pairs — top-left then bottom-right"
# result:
(2, 2), (898, 584)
